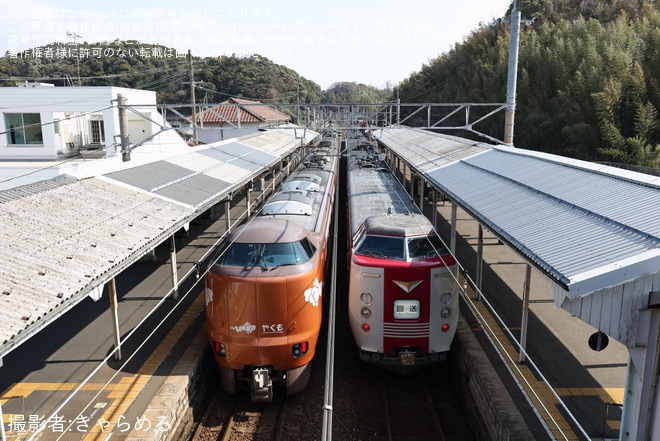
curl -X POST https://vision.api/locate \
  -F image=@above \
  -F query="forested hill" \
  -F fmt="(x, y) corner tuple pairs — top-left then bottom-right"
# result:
(0, 40), (389, 105)
(398, 0), (660, 167)
(1, 0), (659, 168)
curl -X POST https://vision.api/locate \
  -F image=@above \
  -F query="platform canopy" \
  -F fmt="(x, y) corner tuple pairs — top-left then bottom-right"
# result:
(0, 127), (318, 361)
(378, 127), (660, 299)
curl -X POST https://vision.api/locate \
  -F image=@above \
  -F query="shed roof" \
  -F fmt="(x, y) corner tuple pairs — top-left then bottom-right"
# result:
(378, 127), (660, 298)
(0, 127), (318, 358)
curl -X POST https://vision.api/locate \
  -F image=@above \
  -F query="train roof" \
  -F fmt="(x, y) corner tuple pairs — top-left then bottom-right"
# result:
(229, 218), (307, 243)
(347, 150), (420, 236)
(363, 214), (434, 237)
(262, 191), (316, 215)
(257, 142), (338, 234)
(281, 176), (321, 192)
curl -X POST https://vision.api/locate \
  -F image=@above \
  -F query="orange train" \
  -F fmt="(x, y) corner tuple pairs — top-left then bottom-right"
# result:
(205, 137), (338, 401)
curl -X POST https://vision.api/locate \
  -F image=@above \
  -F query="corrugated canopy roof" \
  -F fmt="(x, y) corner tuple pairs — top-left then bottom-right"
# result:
(0, 127), (318, 358)
(378, 127), (660, 299)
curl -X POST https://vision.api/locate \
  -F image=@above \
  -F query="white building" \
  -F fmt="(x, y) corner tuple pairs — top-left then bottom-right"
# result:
(0, 83), (178, 160)
(0, 83), (190, 189)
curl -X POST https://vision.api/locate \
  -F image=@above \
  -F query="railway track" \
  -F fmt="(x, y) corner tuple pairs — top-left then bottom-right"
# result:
(190, 390), (289, 441)
(380, 364), (475, 441)
(381, 372), (445, 441)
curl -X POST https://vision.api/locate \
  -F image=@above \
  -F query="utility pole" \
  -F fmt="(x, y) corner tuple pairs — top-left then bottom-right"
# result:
(297, 80), (300, 125)
(118, 94), (131, 162)
(188, 50), (199, 146)
(504, 4), (521, 145)
(396, 88), (401, 126)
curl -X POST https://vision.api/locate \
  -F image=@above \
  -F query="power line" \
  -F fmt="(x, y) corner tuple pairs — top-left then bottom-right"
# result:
(136, 70), (188, 90)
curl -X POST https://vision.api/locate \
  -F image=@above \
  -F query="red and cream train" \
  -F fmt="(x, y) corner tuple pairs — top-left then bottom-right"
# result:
(346, 131), (459, 371)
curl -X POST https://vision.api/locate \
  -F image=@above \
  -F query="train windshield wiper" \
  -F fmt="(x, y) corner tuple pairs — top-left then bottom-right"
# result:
(243, 244), (268, 271)
(356, 249), (384, 257)
(257, 245), (268, 271)
(244, 253), (258, 270)
(268, 262), (296, 271)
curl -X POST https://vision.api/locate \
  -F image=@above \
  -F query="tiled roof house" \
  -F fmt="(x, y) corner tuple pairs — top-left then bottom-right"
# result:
(196, 97), (291, 128)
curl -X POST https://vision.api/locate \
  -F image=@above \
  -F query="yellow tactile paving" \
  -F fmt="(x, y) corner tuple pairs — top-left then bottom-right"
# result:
(1, 291), (206, 440)
(468, 298), (624, 439)
(83, 291), (206, 440)
(1, 383), (109, 396)
(554, 387), (624, 405)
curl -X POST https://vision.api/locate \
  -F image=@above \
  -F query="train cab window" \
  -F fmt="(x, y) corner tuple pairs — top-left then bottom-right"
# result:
(407, 235), (447, 260)
(215, 240), (314, 268)
(214, 242), (252, 266)
(299, 237), (316, 257)
(356, 235), (404, 260)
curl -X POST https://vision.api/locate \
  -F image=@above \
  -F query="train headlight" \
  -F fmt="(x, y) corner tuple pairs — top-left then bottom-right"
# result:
(440, 292), (452, 305)
(361, 323), (371, 332)
(361, 307), (371, 319)
(214, 341), (226, 357)
(292, 342), (309, 358)
(442, 323), (450, 333)
(360, 292), (373, 305)
(440, 307), (451, 319)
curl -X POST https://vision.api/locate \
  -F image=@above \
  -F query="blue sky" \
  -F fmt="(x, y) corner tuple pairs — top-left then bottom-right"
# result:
(2, 1), (513, 90)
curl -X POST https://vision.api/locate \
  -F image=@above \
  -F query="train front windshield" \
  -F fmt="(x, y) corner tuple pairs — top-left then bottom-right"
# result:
(215, 239), (316, 268)
(407, 235), (447, 259)
(355, 234), (447, 261)
(355, 235), (405, 260)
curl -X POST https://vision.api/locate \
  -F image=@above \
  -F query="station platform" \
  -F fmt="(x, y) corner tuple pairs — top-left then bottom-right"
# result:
(431, 199), (628, 441)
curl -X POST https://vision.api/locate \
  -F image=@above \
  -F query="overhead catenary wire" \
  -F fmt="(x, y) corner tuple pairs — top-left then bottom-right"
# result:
(135, 70), (189, 90)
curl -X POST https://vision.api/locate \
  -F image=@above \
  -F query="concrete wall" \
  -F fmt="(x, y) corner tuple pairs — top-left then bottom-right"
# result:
(451, 317), (536, 441)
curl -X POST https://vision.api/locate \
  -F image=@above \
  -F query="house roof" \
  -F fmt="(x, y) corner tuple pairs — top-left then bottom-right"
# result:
(197, 97), (291, 125)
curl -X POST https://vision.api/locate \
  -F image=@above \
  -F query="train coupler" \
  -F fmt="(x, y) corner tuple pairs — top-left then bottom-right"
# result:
(251, 368), (273, 402)
(398, 350), (416, 366)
